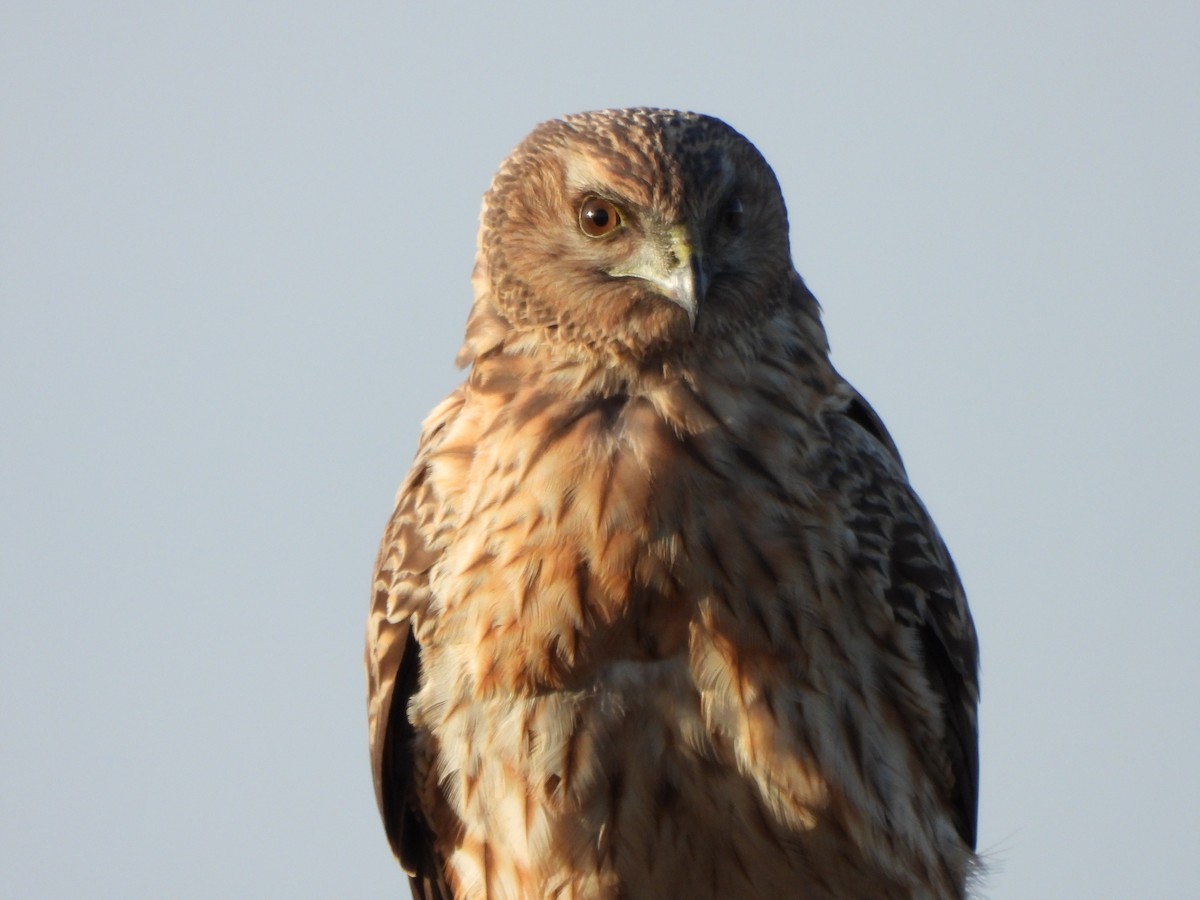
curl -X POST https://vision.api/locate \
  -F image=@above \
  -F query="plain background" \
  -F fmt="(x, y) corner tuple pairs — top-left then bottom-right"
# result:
(4, 3), (1198, 897)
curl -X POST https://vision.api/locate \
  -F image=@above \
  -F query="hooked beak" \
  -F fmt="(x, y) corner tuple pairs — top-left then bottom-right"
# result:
(607, 224), (707, 328)
(654, 225), (706, 327)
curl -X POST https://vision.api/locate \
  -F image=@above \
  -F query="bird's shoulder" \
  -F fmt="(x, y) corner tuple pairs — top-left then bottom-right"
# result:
(366, 389), (467, 898)
(821, 384), (981, 849)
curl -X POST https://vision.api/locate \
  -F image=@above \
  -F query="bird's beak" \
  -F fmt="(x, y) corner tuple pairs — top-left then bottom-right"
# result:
(655, 225), (706, 328)
(607, 224), (707, 328)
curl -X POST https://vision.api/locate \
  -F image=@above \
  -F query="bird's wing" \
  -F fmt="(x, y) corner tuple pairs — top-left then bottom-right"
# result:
(833, 389), (980, 849)
(366, 392), (465, 900)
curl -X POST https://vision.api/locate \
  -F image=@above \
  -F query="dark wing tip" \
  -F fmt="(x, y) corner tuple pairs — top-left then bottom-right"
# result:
(378, 631), (455, 899)
(918, 621), (980, 849)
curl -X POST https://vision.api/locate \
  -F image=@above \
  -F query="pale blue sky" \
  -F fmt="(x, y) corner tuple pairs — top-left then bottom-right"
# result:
(3, 3), (1198, 897)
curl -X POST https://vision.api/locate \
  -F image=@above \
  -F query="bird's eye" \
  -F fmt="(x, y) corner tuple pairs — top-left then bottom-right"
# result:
(722, 197), (745, 232)
(579, 196), (623, 237)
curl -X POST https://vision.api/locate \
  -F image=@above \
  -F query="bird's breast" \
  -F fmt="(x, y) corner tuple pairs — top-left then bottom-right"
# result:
(421, 378), (843, 695)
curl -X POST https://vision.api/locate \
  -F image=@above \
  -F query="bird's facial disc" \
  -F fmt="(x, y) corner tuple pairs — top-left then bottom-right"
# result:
(564, 147), (767, 335)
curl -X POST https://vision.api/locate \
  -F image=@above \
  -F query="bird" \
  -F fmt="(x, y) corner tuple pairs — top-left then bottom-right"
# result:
(366, 108), (979, 900)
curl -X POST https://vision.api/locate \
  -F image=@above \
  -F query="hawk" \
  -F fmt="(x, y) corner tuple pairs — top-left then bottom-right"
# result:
(367, 108), (979, 899)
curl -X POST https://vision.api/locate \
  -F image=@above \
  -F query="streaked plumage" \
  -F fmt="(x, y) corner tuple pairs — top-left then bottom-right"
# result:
(367, 108), (979, 899)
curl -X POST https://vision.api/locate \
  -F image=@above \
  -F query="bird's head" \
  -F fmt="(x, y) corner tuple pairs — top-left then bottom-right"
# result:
(471, 109), (800, 365)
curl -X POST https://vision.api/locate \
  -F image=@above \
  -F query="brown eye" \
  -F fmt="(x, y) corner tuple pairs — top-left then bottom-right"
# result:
(722, 197), (745, 231)
(579, 196), (622, 237)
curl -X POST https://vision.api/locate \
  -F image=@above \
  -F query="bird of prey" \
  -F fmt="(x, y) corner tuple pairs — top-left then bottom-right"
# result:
(367, 108), (979, 900)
